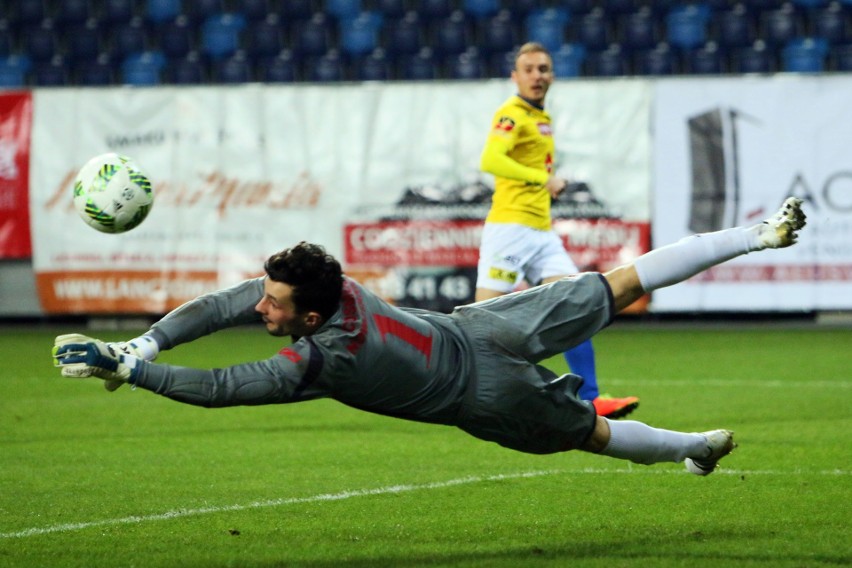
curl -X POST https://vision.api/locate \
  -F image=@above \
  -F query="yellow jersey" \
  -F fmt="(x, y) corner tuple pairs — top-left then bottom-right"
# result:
(480, 95), (555, 231)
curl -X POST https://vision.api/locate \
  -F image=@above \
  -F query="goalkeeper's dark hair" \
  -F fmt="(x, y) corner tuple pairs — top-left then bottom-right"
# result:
(264, 242), (343, 322)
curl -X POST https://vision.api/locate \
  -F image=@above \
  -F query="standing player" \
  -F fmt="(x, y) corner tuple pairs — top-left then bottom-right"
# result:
(476, 42), (638, 418)
(53, 196), (805, 474)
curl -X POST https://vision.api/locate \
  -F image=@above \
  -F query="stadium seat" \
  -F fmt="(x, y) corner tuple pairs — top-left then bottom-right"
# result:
(0, 55), (31, 87)
(782, 36), (828, 71)
(325, 0), (362, 21)
(212, 51), (254, 82)
(102, 0), (137, 25)
(574, 8), (611, 52)
(310, 50), (347, 81)
(684, 41), (725, 74)
(201, 13), (247, 60)
(463, 0), (501, 20)
(0, 24), (13, 57)
(478, 10), (518, 56)
(14, 0), (48, 27)
(634, 42), (677, 75)
(146, 0), (182, 24)
(65, 19), (103, 64)
(400, 47), (440, 80)
(586, 44), (629, 75)
(420, 0), (453, 22)
(790, 0), (829, 8)
(383, 11), (423, 58)
(75, 53), (115, 84)
(667, 4), (710, 51)
(731, 40), (775, 72)
(524, 8), (570, 53)
(619, 7), (659, 52)
(156, 15), (194, 59)
(830, 42), (852, 71)
(280, 0), (318, 22)
(23, 20), (59, 63)
(111, 16), (150, 60)
(235, 0), (273, 22)
(245, 14), (285, 61)
(122, 50), (167, 85)
(713, 4), (755, 49)
(259, 50), (298, 82)
(165, 52), (207, 83)
(293, 12), (332, 57)
(340, 12), (382, 57)
(448, 47), (487, 79)
(488, 50), (515, 77)
(551, 42), (586, 77)
(431, 11), (471, 60)
(356, 48), (392, 80)
(185, 0), (227, 24)
(375, 0), (407, 21)
(812, 3), (849, 45)
(55, 0), (94, 26)
(602, 0), (638, 15)
(560, 0), (594, 15)
(759, 4), (804, 47)
(33, 55), (71, 86)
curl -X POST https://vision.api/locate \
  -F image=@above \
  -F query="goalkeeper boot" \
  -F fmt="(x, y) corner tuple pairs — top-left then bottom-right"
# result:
(593, 394), (640, 419)
(685, 429), (736, 476)
(753, 197), (807, 249)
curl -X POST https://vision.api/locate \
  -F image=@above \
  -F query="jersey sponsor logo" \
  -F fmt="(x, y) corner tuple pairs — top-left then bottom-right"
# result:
(537, 123), (552, 136)
(488, 266), (518, 284)
(279, 347), (302, 363)
(494, 116), (515, 132)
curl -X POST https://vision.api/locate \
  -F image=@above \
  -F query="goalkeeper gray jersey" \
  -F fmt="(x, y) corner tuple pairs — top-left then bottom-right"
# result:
(135, 276), (475, 425)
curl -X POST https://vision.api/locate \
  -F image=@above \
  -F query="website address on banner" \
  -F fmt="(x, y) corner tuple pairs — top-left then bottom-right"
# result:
(52, 276), (217, 300)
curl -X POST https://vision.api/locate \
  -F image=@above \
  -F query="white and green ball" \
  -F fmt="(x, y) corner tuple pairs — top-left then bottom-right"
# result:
(73, 153), (153, 234)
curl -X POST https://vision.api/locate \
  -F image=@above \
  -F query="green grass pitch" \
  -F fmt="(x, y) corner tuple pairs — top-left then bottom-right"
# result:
(1, 323), (850, 567)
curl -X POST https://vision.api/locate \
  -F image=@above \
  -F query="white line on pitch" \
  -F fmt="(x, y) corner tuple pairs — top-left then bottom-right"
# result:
(1, 468), (848, 539)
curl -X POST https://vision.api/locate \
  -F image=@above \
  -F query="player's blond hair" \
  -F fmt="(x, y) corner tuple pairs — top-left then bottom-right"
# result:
(514, 42), (552, 67)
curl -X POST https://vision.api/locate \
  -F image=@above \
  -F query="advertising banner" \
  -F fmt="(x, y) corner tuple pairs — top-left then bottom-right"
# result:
(652, 76), (852, 311)
(0, 92), (32, 258)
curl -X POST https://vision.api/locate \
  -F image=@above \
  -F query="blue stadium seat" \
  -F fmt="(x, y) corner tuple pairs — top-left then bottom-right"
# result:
(586, 44), (629, 75)
(212, 51), (254, 82)
(684, 41), (725, 74)
(831, 42), (852, 71)
(33, 55), (71, 85)
(375, 0), (407, 21)
(245, 14), (285, 61)
(619, 7), (659, 52)
(259, 50), (298, 82)
(759, 4), (804, 47)
(165, 52), (206, 83)
(146, 0), (182, 24)
(713, 4), (755, 49)
(280, 0), (318, 22)
(55, 0), (94, 26)
(157, 15), (194, 59)
(667, 4), (710, 51)
(23, 20), (59, 63)
(489, 50), (515, 77)
(634, 42), (677, 74)
(602, 0), (638, 15)
(340, 12), (382, 57)
(309, 50), (346, 81)
(102, 0), (137, 25)
(357, 48), (391, 80)
(448, 47), (487, 79)
(75, 53), (115, 84)
(782, 36), (828, 71)
(478, 10), (518, 56)
(185, 0), (227, 24)
(420, 0), (453, 22)
(525, 8), (570, 53)
(812, 3), (848, 45)
(325, 0), (362, 21)
(431, 11), (471, 59)
(463, 0), (501, 20)
(383, 11), (423, 57)
(731, 40), (775, 72)
(574, 8), (611, 52)
(401, 47), (440, 80)
(0, 55), (31, 87)
(559, 0), (594, 15)
(790, 0), (829, 9)
(236, 0), (273, 22)
(112, 16), (149, 59)
(122, 50), (167, 85)
(201, 13), (247, 60)
(294, 12), (332, 57)
(65, 19), (103, 64)
(551, 42), (586, 77)
(15, 1), (48, 27)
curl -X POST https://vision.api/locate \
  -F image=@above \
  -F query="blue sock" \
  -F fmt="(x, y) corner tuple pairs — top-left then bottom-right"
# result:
(564, 340), (598, 400)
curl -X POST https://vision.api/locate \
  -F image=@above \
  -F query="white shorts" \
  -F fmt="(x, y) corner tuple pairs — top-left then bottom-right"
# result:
(476, 223), (579, 293)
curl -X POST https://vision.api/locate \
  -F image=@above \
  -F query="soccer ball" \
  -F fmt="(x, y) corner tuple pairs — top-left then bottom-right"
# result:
(73, 153), (154, 234)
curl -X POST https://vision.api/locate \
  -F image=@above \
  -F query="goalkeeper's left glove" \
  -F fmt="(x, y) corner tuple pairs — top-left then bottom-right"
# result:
(53, 334), (141, 388)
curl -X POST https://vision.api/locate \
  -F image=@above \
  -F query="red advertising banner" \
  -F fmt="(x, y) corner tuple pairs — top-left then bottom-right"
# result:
(0, 91), (32, 259)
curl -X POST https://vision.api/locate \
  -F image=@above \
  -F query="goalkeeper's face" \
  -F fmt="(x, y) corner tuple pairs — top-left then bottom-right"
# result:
(255, 279), (323, 338)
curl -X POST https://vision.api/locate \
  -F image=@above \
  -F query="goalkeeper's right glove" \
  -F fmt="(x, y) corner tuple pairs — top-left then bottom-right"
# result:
(53, 334), (141, 390)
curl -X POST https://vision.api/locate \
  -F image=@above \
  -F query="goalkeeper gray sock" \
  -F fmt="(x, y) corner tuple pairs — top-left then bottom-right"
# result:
(601, 419), (707, 465)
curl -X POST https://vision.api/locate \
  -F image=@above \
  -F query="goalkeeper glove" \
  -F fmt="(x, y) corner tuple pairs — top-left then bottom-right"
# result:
(53, 334), (141, 389)
(102, 335), (159, 391)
